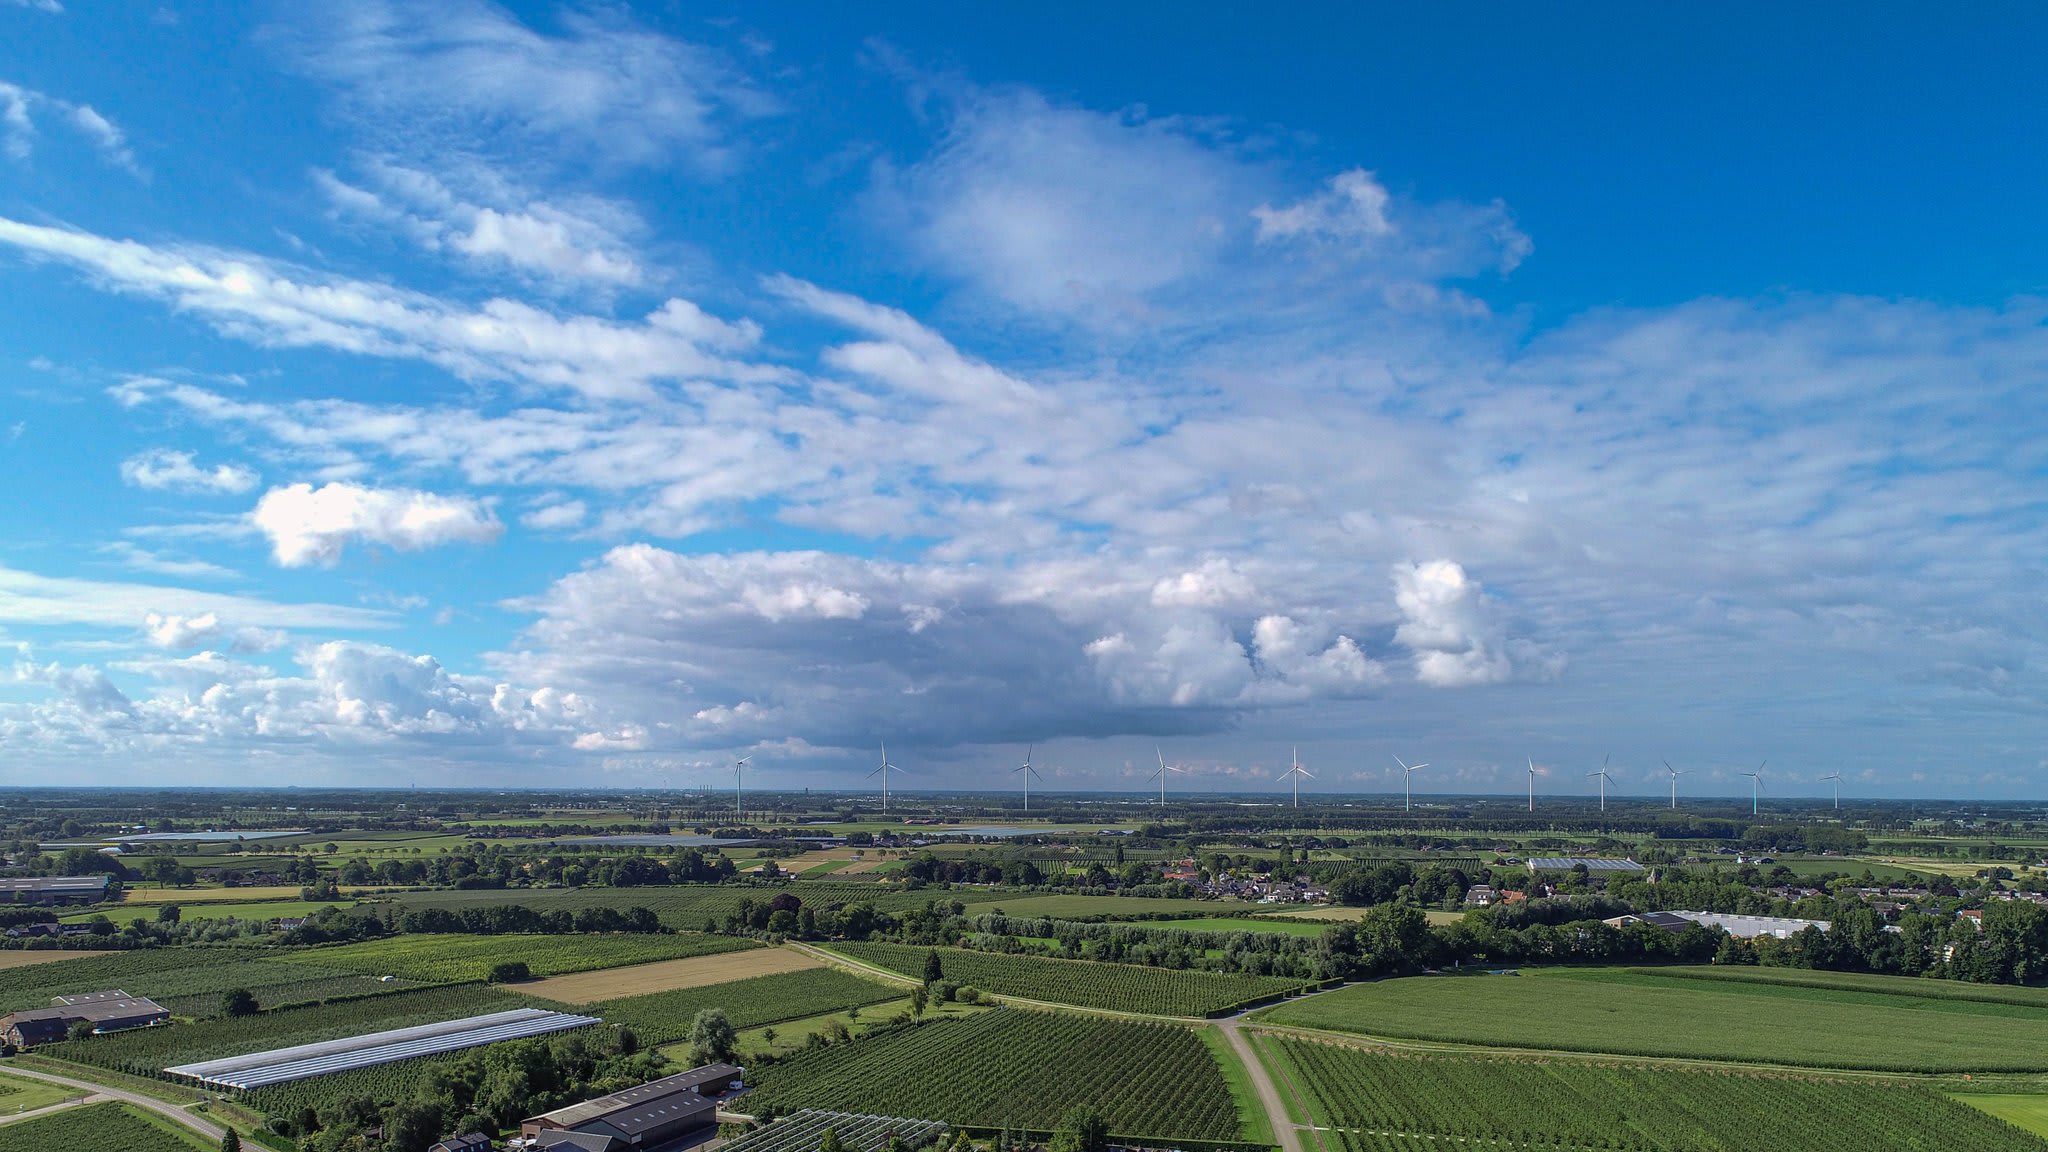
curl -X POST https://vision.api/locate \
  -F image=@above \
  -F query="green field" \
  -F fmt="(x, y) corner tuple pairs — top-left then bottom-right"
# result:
(0, 948), (407, 1019)
(746, 1007), (1243, 1140)
(1959, 1095), (2048, 1140)
(1158, 916), (1333, 938)
(978, 894), (1264, 921)
(1263, 967), (2048, 1072)
(578, 967), (903, 1048)
(832, 942), (1308, 1016)
(0, 1102), (214, 1152)
(389, 882), (1015, 928)
(1263, 1037), (2048, 1152)
(0, 1071), (84, 1114)
(278, 931), (756, 983)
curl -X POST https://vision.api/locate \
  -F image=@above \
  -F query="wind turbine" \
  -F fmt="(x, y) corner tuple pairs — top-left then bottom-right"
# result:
(1821, 770), (1842, 811)
(869, 742), (908, 814)
(1278, 748), (1315, 809)
(732, 756), (751, 820)
(1013, 746), (1042, 813)
(1150, 747), (1186, 806)
(1526, 756), (1538, 813)
(1393, 755), (1429, 813)
(1662, 759), (1690, 810)
(1741, 761), (1767, 816)
(1588, 754), (1613, 813)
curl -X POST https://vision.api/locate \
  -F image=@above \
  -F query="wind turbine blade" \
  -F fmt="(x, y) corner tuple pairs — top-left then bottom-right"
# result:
(1412, 762), (1429, 771)
(1392, 754), (1409, 771)
(1300, 769), (1316, 779)
(1275, 772), (1290, 783)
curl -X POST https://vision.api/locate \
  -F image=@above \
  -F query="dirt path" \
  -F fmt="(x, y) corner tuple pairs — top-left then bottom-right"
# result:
(0, 1064), (227, 1143)
(1216, 1020), (1311, 1152)
(0, 1093), (100, 1125)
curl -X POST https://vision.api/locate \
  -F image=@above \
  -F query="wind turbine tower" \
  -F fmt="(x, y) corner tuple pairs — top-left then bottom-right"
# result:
(1151, 747), (1186, 806)
(732, 756), (751, 820)
(1821, 771), (1842, 811)
(1662, 759), (1689, 810)
(1526, 756), (1537, 813)
(1588, 754), (1614, 813)
(1278, 748), (1315, 809)
(1013, 746), (1042, 813)
(870, 742), (908, 814)
(1741, 761), (1767, 816)
(1393, 754), (1429, 813)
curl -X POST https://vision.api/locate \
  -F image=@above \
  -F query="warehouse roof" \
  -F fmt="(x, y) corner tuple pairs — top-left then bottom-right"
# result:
(167, 1008), (598, 1089)
(1526, 857), (1645, 872)
(526, 1066), (738, 1132)
(1669, 911), (1830, 939)
(0, 876), (109, 893)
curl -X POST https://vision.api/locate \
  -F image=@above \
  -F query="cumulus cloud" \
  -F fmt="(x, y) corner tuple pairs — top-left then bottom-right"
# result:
(1254, 167), (1531, 277)
(252, 482), (502, 568)
(121, 448), (258, 494)
(143, 612), (222, 649)
(1392, 560), (1553, 687)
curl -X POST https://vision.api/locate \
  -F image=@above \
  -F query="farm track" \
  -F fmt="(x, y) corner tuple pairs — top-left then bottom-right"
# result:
(0, 1063), (227, 1143)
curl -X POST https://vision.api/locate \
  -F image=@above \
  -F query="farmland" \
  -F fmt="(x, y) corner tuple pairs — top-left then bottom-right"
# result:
(1262, 967), (2048, 1071)
(389, 881), (1013, 928)
(832, 941), (1309, 1016)
(1262, 1038), (2048, 1152)
(745, 1008), (1243, 1140)
(0, 950), (116, 970)
(977, 894), (1264, 921)
(586, 967), (902, 1047)
(0, 1102), (214, 1152)
(50, 984), (526, 1078)
(0, 948), (406, 1019)
(512, 946), (819, 1003)
(277, 931), (756, 983)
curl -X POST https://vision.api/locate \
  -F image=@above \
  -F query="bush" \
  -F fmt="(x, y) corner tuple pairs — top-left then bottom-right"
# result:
(488, 961), (532, 984)
(222, 989), (260, 1017)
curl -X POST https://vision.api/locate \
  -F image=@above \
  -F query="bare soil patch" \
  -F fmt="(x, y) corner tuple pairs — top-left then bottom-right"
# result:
(513, 947), (821, 1003)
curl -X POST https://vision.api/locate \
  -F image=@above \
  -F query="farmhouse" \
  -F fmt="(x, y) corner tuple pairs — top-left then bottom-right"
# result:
(0, 875), (110, 905)
(429, 1136), (494, 1152)
(520, 1064), (744, 1148)
(1602, 910), (1696, 933)
(1, 989), (168, 1047)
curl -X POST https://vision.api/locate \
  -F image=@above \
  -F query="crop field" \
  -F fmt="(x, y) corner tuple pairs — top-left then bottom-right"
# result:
(1262, 1038), (2048, 1152)
(512, 946), (818, 1003)
(1262, 967), (2048, 1072)
(0, 1102), (213, 1152)
(0, 948), (407, 1018)
(388, 882), (1013, 929)
(977, 894), (1263, 921)
(721, 1110), (950, 1152)
(1150, 916), (1332, 938)
(0, 1071), (84, 1113)
(831, 942), (1308, 1016)
(0, 950), (116, 970)
(277, 931), (756, 984)
(746, 1008), (1242, 1140)
(49, 984), (525, 1078)
(583, 967), (901, 1047)
(1959, 1095), (2048, 1140)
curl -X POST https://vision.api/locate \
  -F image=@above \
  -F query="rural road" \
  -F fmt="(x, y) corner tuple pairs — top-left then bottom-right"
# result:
(1, 1063), (227, 1143)
(1215, 1019), (1313, 1152)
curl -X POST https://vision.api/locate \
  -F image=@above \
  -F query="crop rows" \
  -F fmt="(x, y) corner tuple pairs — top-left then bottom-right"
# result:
(1270, 1039), (2048, 1152)
(832, 942), (1305, 1016)
(0, 1102), (212, 1152)
(746, 1007), (1241, 1140)
(722, 1110), (949, 1152)
(585, 968), (902, 1047)
(51, 984), (525, 1079)
(277, 931), (754, 983)
(0, 948), (337, 1014)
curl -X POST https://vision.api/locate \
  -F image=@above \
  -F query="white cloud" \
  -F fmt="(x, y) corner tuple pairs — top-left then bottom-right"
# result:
(143, 612), (222, 649)
(252, 482), (503, 568)
(0, 563), (390, 632)
(0, 81), (141, 175)
(121, 449), (258, 494)
(0, 216), (772, 401)
(521, 500), (586, 531)
(276, 0), (771, 170)
(3, 1), (63, 12)
(1254, 168), (1395, 241)
(1254, 167), (1530, 277)
(316, 161), (645, 289)
(1393, 560), (1540, 687)
(98, 542), (240, 581)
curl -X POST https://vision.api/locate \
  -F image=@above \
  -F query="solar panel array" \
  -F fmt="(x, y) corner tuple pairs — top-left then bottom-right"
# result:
(165, 1008), (600, 1089)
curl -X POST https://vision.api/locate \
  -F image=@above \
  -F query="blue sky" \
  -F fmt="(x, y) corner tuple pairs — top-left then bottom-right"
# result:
(1, 2), (2043, 798)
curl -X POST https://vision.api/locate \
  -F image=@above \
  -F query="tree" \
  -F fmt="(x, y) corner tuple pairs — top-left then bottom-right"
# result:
(687, 1008), (737, 1066)
(1050, 1107), (1109, 1152)
(222, 989), (260, 1017)
(819, 1127), (846, 1152)
(909, 984), (929, 1017)
(219, 1130), (241, 1152)
(760, 1027), (778, 1049)
(488, 961), (531, 984)
(923, 948), (945, 983)
(156, 903), (181, 925)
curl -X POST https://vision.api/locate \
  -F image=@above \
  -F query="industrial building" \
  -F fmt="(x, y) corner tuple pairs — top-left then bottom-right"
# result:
(520, 1064), (744, 1149)
(1, 989), (168, 1047)
(1525, 858), (1646, 875)
(0, 875), (111, 905)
